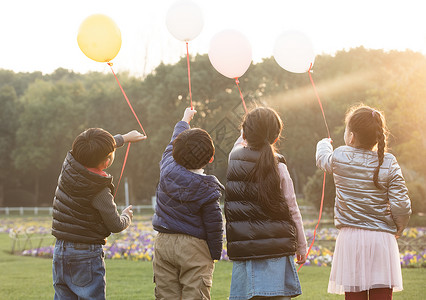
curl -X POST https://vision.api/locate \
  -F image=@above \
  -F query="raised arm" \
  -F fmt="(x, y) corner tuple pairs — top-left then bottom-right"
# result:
(316, 138), (333, 173)
(113, 130), (146, 149)
(161, 108), (196, 165)
(228, 130), (247, 162)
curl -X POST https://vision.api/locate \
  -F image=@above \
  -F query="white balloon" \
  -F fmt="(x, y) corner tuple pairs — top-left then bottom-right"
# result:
(273, 30), (315, 73)
(208, 29), (252, 79)
(166, 0), (204, 41)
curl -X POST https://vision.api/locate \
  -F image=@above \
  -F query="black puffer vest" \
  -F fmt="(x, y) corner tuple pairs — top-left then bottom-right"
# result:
(51, 152), (114, 245)
(225, 146), (297, 260)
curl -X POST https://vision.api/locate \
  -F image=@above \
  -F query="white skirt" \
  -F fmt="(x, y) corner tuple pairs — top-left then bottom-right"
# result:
(328, 227), (403, 294)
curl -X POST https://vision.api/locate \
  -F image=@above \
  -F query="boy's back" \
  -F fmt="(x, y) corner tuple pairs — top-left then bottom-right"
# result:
(52, 128), (145, 300)
(152, 108), (223, 300)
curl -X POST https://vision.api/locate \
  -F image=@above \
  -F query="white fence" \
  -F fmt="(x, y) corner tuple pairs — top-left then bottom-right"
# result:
(0, 205), (156, 216)
(0, 205), (318, 216)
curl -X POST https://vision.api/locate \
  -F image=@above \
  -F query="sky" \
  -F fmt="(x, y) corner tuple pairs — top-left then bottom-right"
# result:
(1, 0), (425, 77)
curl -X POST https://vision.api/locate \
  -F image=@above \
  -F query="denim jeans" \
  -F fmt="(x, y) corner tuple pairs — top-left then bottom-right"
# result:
(52, 239), (106, 300)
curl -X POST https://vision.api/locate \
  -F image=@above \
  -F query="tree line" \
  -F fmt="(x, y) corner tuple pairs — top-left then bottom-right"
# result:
(1, 47), (425, 213)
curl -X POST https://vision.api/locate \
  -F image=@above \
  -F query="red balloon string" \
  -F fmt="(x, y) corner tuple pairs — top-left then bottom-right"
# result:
(107, 62), (146, 198)
(234, 78), (248, 113)
(298, 171), (326, 271)
(107, 63), (147, 136)
(186, 42), (193, 110)
(298, 63), (330, 272)
(308, 63), (330, 139)
(114, 142), (131, 199)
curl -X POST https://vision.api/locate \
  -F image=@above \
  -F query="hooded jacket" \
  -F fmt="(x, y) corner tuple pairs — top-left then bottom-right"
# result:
(225, 144), (297, 261)
(152, 121), (224, 260)
(316, 138), (411, 236)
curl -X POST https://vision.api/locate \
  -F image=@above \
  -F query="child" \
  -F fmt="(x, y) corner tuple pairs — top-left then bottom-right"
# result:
(225, 107), (307, 300)
(316, 104), (412, 300)
(152, 108), (224, 300)
(51, 128), (146, 300)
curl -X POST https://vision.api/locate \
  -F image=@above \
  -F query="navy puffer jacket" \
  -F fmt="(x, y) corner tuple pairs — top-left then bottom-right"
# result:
(152, 121), (224, 260)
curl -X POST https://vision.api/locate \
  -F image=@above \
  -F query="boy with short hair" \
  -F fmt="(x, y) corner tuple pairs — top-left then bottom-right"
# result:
(51, 128), (146, 300)
(152, 108), (224, 299)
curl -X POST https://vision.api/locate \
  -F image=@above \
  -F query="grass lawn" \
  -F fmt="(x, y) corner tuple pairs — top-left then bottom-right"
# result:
(0, 234), (425, 299)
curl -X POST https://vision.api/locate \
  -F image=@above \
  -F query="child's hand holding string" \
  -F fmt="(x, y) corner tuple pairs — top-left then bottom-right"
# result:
(123, 130), (147, 143)
(296, 253), (307, 265)
(122, 205), (133, 220)
(182, 107), (197, 123)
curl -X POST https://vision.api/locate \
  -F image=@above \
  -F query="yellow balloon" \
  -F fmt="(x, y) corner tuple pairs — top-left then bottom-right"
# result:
(77, 14), (122, 62)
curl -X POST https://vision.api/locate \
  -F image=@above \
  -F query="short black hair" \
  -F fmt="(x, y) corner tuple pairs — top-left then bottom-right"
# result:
(71, 128), (116, 168)
(172, 128), (214, 169)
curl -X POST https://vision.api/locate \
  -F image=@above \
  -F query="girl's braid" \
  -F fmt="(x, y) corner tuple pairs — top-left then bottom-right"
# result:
(373, 112), (386, 189)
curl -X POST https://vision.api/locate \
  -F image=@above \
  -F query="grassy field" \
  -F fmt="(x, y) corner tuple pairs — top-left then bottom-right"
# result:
(1, 233), (425, 299)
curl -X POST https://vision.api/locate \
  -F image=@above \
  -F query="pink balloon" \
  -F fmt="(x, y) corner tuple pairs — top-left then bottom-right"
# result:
(208, 29), (252, 79)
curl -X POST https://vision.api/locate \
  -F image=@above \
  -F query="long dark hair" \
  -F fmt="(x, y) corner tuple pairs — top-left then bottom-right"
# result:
(242, 107), (290, 219)
(345, 104), (389, 189)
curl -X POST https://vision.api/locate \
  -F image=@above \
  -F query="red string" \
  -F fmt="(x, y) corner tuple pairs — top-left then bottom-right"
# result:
(298, 171), (326, 271)
(186, 42), (193, 110)
(114, 142), (131, 198)
(107, 62), (146, 198)
(308, 63), (330, 139)
(298, 63), (330, 272)
(107, 63), (147, 136)
(234, 78), (248, 113)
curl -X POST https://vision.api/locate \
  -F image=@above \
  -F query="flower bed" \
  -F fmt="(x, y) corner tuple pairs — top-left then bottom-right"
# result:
(2, 217), (425, 267)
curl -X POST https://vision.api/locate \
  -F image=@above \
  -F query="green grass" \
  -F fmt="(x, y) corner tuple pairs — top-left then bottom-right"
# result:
(1, 233), (425, 299)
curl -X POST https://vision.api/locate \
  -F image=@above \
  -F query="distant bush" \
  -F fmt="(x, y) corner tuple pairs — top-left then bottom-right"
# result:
(303, 169), (335, 210)
(407, 180), (426, 214)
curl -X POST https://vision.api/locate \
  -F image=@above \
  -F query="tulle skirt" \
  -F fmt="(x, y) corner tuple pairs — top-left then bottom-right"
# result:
(328, 227), (403, 294)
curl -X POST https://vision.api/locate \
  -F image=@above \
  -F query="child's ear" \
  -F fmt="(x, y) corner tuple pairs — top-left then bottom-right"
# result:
(209, 156), (214, 163)
(349, 132), (355, 145)
(98, 157), (110, 170)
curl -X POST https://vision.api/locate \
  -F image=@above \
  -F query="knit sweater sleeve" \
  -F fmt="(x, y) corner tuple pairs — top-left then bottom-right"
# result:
(92, 188), (131, 233)
(114, 134), (124, 148)
(279, 163), (307, 255)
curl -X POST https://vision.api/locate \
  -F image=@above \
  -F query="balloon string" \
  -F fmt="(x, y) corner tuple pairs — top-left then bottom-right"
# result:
(186, 42), (193, 110)
(234, 78), (248, 113)
(298, 63), (329, 272)
(298, 171), (326, 272)
(107, 62), (146, 198)
(308, 63), (330, 139)
(107, 63), (147, 136)
(114, 142), (131, 199)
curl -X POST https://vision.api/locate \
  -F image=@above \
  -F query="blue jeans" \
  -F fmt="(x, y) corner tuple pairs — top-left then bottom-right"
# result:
(52, 240), (106, 300)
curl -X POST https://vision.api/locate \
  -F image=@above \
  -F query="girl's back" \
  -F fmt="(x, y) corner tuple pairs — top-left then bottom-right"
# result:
(317, 142), (410, 233)
(225, 107), (307, 300)
(316, 104), (411, 299)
